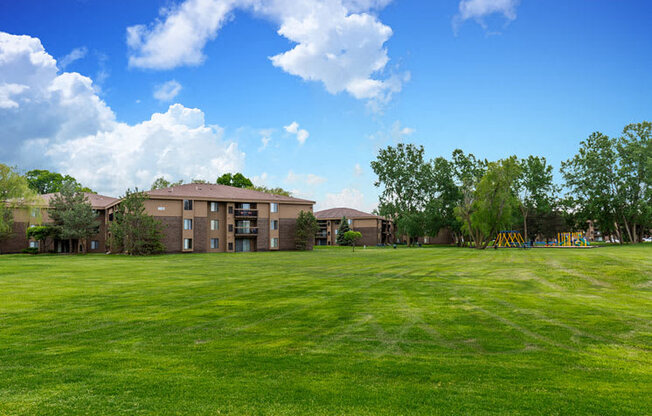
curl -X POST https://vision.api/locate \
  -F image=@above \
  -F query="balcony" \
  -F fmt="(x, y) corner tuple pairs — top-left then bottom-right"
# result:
(235, 227), (258, 236)
(316, 231), (327, 238)
(235, 209), (258, 218)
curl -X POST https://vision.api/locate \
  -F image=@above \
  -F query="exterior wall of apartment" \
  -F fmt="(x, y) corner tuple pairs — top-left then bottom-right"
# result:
(316, 217), (394, 247)
(278, 203), (313, 251)
(257, 203), (270, 251)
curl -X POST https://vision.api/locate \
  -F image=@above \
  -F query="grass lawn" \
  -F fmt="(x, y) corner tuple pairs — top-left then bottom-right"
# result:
(0, 246), (651, 415)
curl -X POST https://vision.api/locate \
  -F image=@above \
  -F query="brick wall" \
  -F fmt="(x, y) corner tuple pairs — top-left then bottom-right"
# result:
(257, 218), (270, 251)
(194, 217), (208, 252)
(0, 222), (28, 254)
(158, 216), (182, 253)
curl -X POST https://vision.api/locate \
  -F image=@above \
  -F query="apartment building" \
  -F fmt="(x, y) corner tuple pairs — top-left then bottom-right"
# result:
(105, 183), (315, 253)
(0, 193), (117, 254)
(314, 207), (394, 246)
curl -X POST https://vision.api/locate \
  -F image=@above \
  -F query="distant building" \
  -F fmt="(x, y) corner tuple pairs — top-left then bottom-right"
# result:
(314, 207), (393, 246)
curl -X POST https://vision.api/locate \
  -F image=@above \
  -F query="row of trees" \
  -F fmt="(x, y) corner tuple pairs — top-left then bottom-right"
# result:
(371, 121), (651, 248)
(151, 172), (292, 196)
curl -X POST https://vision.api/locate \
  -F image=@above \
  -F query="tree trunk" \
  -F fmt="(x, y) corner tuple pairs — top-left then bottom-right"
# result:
(622, 216), (634, 244)
(523, 212), (528, 242)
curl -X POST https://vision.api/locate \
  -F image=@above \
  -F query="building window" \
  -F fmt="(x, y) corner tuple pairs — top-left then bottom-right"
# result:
(210, 202), (219, 212)
(271, 219), (279, 230)
(91, 240), (99, 250)
(348, 219), (352, 226)
(184, 238), (193, 250)
(228, 224), (234, 232)
(31, 208), (39, 217)
(158, 206), (166, 211)
(335, 229), (338, 235)
(271, 238), (279, 248)
(228, 242), (233, 251)
(211, 220), (219, 230)
(210, 238), (219, 249)
(271, 203), (278, 213)
(29, 241), (39, 248)
(184, 219), (193, 230)
(183, 199), (193, 210)
(228, 206), (233, 214)
(108, 213), (114, 221)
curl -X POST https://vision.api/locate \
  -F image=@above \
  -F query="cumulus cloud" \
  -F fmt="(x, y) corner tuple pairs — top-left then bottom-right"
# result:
(367, 120), (415, 147)
(0, 32), (243, 196)
(153, 79), (182, 101)
(59, 46), (88, 69)
(285, 170), (326, 186)
(284, 121), (309, 145)
(127, 0), (405, 107)
(315, 187), (375, 211)
(453, 0), (520, 32)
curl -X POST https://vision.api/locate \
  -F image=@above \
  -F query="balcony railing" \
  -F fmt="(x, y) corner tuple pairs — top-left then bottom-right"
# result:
(235, 227), (258, 235)
(316, 231), (327, 238)
(234, 209), (258, 218)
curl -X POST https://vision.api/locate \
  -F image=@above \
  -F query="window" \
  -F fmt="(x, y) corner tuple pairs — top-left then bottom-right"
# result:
(91, 240), (99, 250)
(210, 238), (219, 249)
(29, 241), (39, 248)
(348, 219), (352, 226)
(184, 238), (193, 250)
(183, 199), (193, 210)
(228, 242), (233, 251)
(184, 219), (193, 230)
(270, 219), (279, 230)
(271, 238), (279, 248)
(270, 203), (278, 213)
(228, 206), (233, 214)
(210, 202), (219, 212)
(31, 208), (39, 217)
(158, 206), (166, 211)
(211, 220), (219, 230)
(335, 229), (338, 235)
(108, 213), (114, 221)
(228, 224), (234, 232)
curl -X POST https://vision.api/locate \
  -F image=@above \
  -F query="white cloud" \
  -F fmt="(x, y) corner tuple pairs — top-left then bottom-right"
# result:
(284, 121), (309, 145)
(59, 46), (88, 69)
(367, 120), (415, 147)
(285, 170), (327, 186)
(153, 79), (182, 101)
(252, 172), (268, 185)
(315, 187), (375, 212)
(127, 0), (405, 107)
(453, 0), (520, 32)
(258, 128), (273, 150)
(354, 163), (363, 176)
(0, 32), (243, 196)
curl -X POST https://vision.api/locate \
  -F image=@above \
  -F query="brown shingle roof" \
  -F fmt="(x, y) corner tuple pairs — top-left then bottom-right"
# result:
(315, 207), (383, 220)
(145, 183), (315, 204)
(40, 192), (118, 209)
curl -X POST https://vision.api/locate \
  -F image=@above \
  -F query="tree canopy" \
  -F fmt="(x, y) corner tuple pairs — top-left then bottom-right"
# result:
(216, 173), (254, 188)
(26, 169), (93, 194)
(0, 164), (40, 243)
(108, 189), (164, 255)
(48, 181), (99, 253)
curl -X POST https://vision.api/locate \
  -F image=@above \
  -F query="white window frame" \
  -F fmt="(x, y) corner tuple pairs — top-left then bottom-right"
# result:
(29, 241), (39, 248)
(210, 202), (219, 212)
(271, 237), (279, 248)
(270, 203), (278, 213)
(184, 219), (193, 230)
(91, 240), (99, 250)
(211, 220), (219, 230)
(210, 238), (219, 249)
(271, 219), (278, 230)
(184, 238), (193, 250)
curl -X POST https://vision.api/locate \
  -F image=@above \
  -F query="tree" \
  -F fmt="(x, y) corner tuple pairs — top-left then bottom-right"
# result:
(295, 210), (318, 250)
(342, 230), (362, 251)
(150, 177), (184, 190)
(49, 182), (98, 253)
(396, 211), (425, 246)
(452, 149), (486, 248)
(0, 164), (40, 246)
(469, 157), (521, 249)
(25, 169), (93, 194)
(336, 216), (351, 245)
(26, 225), (57, 252)
(216, 173), (253, 188)
(108, 189), (164, 255)
(516, 156), (556, 241)
(423, 156), (463, 245)
(247, 185), (292, 197)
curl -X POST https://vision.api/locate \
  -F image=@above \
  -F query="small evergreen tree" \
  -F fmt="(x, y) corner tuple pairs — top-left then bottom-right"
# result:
(295, 210), (319, 251)
(49, 181), (98, 253)
(336, 216), (351, 245)
(109, 189), (164, 255)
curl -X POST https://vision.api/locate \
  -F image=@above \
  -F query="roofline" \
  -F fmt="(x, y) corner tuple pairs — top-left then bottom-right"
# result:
(105, 194), (316, 209)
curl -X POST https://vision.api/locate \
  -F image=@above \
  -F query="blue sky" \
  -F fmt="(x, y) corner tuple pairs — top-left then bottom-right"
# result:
(1, 0), (650, 210)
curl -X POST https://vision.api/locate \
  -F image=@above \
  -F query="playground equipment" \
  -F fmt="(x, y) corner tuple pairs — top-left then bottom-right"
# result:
(495, 230), (526, 248)
(556, 232), (589, 247)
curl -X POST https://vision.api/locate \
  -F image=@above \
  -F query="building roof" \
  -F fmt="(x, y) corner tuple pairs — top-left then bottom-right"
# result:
(40, 193), (118, 209)
(315, 207), (384, 220)
(144, 183), (315, 204)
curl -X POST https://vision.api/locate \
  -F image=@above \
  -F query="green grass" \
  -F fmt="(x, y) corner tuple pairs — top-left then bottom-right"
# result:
(0, 246), (650, 415)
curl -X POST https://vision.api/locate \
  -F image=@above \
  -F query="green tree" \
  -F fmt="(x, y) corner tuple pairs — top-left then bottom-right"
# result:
(423, 156), (463, 245)
(516, 156), (556, 241)
(396, 211), (425, 246)
(108, 189), (165, 255)
(342, 230), (362, 251)
(294, 210), (319, 251)
(216, 173), (254, 188)
(26, 224), (58, 252)
(336, 216), (351, 245)
(470, 157), (521, 249)
(49, 182), (99, 253)
(25, 169), (93, 194)
(0, 164), (40, 245)
(247, 185), (292, 197)
(150, 177), (184, 190)
(452, 149), (486, 248)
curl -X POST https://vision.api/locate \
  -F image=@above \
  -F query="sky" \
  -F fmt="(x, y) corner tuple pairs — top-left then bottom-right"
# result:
(1, 0), (651, 211)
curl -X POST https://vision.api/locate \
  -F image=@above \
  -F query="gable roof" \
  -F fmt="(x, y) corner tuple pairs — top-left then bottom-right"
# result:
(315, 207), (384, 220)
(40, 193), (118, 209)
(144, 183), (315, 204)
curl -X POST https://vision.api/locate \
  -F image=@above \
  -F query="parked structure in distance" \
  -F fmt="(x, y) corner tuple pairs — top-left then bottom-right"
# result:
(1, 183), (315, 254)
(314, 207), (394, 246)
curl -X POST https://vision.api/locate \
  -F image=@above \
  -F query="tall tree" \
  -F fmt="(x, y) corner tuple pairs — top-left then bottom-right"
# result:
(295, 210), (318, 251)
(25, 169), (93, 194)
(452, 149), (486, 247)
(423, 156), (463, 245)
(336, 217), (351, 245)
(216, 173), (254, 188)
(108, 189), (164, 255)
(49, 182), (98, 253)
(0, 164), (39, 245)
(150, 177), (184, 190)
(516, 156), (556, 241)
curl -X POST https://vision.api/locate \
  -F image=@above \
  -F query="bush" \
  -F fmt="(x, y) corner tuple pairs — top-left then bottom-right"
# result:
(22, 247), (39, 255)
